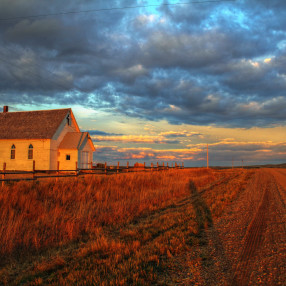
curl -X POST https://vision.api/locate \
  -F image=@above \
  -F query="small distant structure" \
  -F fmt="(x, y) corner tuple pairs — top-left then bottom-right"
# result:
(134, 162), (145, 168)
(96, 163), (105, 168)
(0, 106), (95, 171)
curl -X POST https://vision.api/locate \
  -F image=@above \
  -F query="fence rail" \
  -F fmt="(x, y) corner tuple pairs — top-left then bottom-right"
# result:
(1, 161), (184, 185)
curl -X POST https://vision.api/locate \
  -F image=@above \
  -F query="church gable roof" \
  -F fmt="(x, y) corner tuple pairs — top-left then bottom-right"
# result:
(0, 108), (71, 139)
(59, 132), (95, 151)
(59, 132), (87, 149)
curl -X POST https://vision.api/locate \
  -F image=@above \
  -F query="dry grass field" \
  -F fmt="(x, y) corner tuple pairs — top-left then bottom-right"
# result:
(0, 168), (285, 285)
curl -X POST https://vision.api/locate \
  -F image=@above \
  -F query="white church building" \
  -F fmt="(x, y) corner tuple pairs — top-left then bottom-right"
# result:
(0, 106), (95, 171)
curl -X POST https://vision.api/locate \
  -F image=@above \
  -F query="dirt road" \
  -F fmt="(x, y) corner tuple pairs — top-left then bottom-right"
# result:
(230, 169), (285, 285)
(180, 168), (286, 285)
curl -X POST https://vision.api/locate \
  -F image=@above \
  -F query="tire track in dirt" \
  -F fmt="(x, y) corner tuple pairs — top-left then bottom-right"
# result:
(122, 171), (238, 231)
(268, 169), (286, 209)
(172, 168), (285, 285)
(231, 170), (270, 286)
(262, 169), (286, 240)
(154, 170), (250, 286)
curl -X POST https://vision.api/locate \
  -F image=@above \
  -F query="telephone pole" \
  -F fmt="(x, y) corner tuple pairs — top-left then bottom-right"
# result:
(207, 144), (209, 169)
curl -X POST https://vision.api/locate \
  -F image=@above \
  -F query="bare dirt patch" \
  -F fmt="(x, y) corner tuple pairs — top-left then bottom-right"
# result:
(176, 169), (286, 285)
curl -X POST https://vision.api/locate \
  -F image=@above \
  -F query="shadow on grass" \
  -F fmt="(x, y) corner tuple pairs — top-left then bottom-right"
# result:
(189, 180), (235, 285)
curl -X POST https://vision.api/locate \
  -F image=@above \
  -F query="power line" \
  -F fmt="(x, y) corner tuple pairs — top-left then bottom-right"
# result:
(0, 0), (236, 21)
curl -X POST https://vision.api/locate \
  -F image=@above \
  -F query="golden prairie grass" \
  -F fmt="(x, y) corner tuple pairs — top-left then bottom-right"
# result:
(0, 168), (250, 285)
(0, 169), (216, 257)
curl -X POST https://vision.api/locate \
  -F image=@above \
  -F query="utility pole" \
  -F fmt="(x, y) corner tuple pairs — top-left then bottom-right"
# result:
(207, 144), (209, 169)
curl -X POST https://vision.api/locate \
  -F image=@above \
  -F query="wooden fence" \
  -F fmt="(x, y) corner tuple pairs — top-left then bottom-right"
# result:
(0, 161), (184, 185)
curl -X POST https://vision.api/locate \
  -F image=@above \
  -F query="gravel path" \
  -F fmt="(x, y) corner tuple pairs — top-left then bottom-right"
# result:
(172, 169), (286, 285)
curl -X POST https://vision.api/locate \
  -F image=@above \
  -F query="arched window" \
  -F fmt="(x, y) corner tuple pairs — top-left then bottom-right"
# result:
(28, 144), (33, 159)
(11, 144), (15, 159)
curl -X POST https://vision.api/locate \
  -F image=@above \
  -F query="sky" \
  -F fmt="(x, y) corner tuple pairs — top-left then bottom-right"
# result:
(0, 0), (286, 167)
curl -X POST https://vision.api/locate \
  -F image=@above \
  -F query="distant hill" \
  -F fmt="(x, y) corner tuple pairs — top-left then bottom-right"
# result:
(210, 163), (286, 169)
(247, 163), (286, 169)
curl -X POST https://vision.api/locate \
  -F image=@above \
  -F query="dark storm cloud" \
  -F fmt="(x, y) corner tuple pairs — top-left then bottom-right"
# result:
(1, 0), (286, 127)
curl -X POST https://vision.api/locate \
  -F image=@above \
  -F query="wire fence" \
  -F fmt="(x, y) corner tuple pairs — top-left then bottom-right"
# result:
(0, 161), (184, 185)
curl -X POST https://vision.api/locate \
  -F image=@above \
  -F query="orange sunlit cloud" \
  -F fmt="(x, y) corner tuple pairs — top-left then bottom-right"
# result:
(159, 130), (203, 138)
(95, 145), (200, 162)
(93, 138), (286, 166)
(92, 135), (166, 143)
(156, 155), (177, 160)
(91, 128), (204, 144)
(128, 152), (156, 159)
(264, 57), (272, 63)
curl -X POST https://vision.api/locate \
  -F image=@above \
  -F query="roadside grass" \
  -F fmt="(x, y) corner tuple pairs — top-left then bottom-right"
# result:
(0, 168), (250, 285)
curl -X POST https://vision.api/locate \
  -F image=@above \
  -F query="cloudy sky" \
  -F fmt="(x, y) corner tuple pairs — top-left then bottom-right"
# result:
(1, 0), (286, 166)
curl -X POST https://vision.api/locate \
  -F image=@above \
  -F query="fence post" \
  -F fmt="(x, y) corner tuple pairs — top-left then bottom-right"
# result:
(2, 162), (6, 187)
(75, 161), (78, 176)
(32, 160), (35, 180)
(105, 162), (107, 175)
(117, 162), (119, 174)
(151, 162), (153, 172)
(56, 161), (60, 182)
(127, 161), (129, 173)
